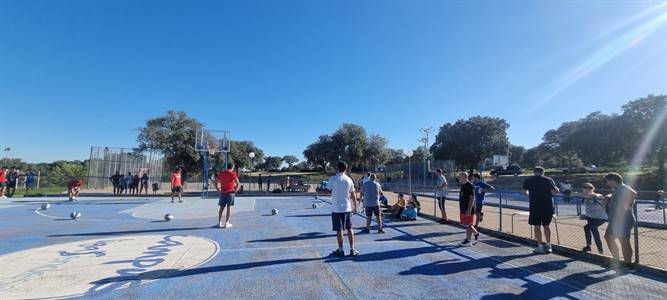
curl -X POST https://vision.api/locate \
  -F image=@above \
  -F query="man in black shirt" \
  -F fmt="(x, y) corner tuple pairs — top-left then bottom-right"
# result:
(522, 166), (559, 254)
(458, 172), (479, 246)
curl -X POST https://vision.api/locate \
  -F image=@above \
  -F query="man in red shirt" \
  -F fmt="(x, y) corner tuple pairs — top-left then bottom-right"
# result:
(171, 168), (183, 203)
(214, 163), (240, 228)
(68, 179), (84, 201)
(0, 166), (8, 199)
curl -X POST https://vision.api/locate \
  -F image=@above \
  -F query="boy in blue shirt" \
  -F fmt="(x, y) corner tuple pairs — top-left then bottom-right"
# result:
(473, 173), (495, 228)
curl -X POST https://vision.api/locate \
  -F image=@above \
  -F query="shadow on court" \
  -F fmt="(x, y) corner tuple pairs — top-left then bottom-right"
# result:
(247, 232), (334, 243)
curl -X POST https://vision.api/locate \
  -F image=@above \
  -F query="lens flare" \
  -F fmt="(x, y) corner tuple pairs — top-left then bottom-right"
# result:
(528, 5), (667, 113)
(625, 106), (667, 186)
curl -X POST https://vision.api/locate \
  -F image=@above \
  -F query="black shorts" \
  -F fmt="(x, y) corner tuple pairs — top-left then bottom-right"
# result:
(605, 213), (635, 239)
(172, 186), (182, 193)
(529, 209), (553, 226)
(219, 193), (235, 207)
(331, 212), (352, 231)
(365, 206), (380, 217)
(475, 204), (484, 214)
(7, 181), (16, 188)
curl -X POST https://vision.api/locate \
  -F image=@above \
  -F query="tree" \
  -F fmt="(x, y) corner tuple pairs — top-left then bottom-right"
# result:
(363, 134), (390, 171)
(620, 95), (667, 182)
(509, 145), (526, 165)
(49, 160), (89, 186)
(523, 147), (540, 168)
(137, 111), (203, 177)
(386, 149), (407, 165)
(225, 141), (264, 170)
(282, 155), (299, 168)
(431, 116), (510, 174)
(304, 135), (336, 172)
(260, 156), (283, 171)
(331, 124), (369, 170)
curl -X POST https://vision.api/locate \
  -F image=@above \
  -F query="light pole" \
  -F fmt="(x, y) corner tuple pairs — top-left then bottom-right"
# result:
(248, 152), (255, 191)
(404, 149), (414, 195)
(419, 127), (432, 186)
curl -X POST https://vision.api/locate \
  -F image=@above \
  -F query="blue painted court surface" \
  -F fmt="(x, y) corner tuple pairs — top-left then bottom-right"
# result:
(1, 196), (666, 299)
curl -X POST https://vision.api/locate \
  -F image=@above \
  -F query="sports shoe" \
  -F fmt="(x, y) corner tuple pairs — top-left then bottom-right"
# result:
(533, 246), (547, 254)
(224, 222), (233, 228)
(459, 240), (472, 247)
(171, 200), (175, 203)
(216, 222), (223, 228)
(349, 249), (359, 257)
(377, 228), (386, 234)
(331, 249), (345, 257)
(618, 263), (636, 272)
(179, 200), (183, 203)
(582, 246), (591, 252)
(360, 228), (370, 234)
(545, 244), (553, 253)
(474, 233), (480, 241)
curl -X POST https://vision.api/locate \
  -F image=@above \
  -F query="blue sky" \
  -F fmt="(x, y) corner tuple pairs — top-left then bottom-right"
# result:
(1, 0), (667, 163)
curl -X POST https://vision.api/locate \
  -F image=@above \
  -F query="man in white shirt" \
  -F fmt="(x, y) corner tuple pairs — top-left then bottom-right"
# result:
(435, 169), (449, 223)
(327, 161), (359, 257)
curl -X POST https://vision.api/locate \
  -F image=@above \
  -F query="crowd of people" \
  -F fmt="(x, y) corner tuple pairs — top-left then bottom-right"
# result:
(109, 171), (150, 196)
(0, 166), (38, 198)
(319, 162), (651, 271)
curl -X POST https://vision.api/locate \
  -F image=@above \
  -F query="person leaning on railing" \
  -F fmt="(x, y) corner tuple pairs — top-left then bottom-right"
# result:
(603, 173), (637, 271)
(580, 183), (607, 254)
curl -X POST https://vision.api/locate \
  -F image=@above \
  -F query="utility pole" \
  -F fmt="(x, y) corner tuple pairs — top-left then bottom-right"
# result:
(419, 127), (432, 186)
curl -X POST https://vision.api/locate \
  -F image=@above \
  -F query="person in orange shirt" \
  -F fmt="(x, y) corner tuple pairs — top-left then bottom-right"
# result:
(68, 179), (84, 201)
(0, 166), (8, 199)
(171, 168), (183, 203)
(214, 163), (240, 228)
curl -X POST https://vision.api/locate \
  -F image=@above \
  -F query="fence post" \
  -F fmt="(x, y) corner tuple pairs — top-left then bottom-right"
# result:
(499, 192), (503, 232)
(663, 206), (666, 225)
(633, 202), (640, 264)
(554, 197), (559, 216)
(433, 187), (437, 219)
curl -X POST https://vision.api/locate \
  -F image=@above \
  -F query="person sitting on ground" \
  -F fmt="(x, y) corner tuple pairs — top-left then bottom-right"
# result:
(580, 182), (607, 254)
(392, 193), (407, 217)
(68, 179), (84, 201)
(379, 192), (389, 207)
(401, 194), (420, 221)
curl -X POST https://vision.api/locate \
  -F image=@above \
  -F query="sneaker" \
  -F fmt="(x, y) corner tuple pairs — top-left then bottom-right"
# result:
(582, 246), (591, 252)
(349, 249), (359, 257)
(438, 219), (448, 224)
(459, 240), (472, 247)
(179, 200), (183, 203)
(618, 263), (636, 272)
(224, 222), (233, 228)
(474, 233), (480, 241)
(216, 222), (223, 228)
(171, 200), (175, 203)
(360, 228), (370, 234)
(330, 249), (345, 257)
(545, 244), (553, 253)
(377, 228), (386, 234)
(533, 246), (547, 254)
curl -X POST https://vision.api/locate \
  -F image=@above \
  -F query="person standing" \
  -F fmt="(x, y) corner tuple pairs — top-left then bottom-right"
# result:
(327, 161), (359, 257)
(603, 173), (637, 270)
(267, 176), (272, 192)
(655, 189), (664, 210)
(25, 169), (36, 192)
(472, 173), (495, 228)
(7, 167), (18, 197)
(140, 172), (149, 194)
(522, 167), (559, 254)
(0, 166), (8, 199)
(360, 173), (384, 234)
(435, 169), (449, 224)
(214, 163), (240, 228)
(171, 168), (183, 203)
(580, 183), (607, 254)
(258, 174), (263, 192)
(124, 172), (134, 195)
(110, 171), (122, 195)
(458, 172), (479, 246)
(132, 174), (140, 195)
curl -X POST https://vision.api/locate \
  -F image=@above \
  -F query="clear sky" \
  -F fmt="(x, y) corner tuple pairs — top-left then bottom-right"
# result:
(1, 0), (667, 163)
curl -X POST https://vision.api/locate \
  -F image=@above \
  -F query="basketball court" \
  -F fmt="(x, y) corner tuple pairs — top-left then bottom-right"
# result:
(1, 195), (666, 299)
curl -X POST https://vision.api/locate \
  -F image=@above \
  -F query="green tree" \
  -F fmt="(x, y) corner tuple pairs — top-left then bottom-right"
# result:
(137, 111), (203, 177)
(282, 155), (299, 168)
(224, 141), (264, 170)
(331, 124), (369, 170)
(363, 134), (390, 171)
(509, 145), (526, 165)
(620, 95), (667, 182)
(431, 116), (510, 174)
(49, 160), (88, 186)
(304, 135), (336, 172)
(260, 156), (283, 171)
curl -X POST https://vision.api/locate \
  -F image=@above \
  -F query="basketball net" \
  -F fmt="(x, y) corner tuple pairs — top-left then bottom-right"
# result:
(207, 144), (219, 156)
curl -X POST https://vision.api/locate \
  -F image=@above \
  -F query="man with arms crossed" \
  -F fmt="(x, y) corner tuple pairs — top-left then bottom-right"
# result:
(522, 166), (559, 254)
(327, 161), (359, 257)
(215, 163), (241, 228)
(435, 169), (448, 223)
(360, 173), (385, 234)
